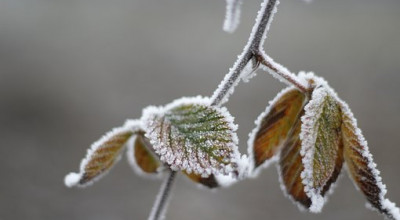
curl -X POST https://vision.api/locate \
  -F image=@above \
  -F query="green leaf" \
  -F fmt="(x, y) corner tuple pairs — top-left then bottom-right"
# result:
(300, 87), (343, 212)
(249, 87), (306, 169)
(142, 97), (239, 177)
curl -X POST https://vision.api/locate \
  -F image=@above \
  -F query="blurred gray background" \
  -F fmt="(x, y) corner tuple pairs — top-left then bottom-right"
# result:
(0, 0), (399, 219)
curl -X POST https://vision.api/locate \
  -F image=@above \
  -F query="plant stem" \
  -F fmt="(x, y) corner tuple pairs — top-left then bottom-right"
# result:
(149, 1), (309, 219)
(256, 52), (308, 93)
(211, 0), (309, 106)
(211, 0), (278, 107)
(148, 170), (177, 220)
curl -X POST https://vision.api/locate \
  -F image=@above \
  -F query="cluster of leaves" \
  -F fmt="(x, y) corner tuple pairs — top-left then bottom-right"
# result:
(64, 0), (400, 219)
(65, 97), (243, 189)
(248, 72), (399, 219)
(65, 73), (400, 220)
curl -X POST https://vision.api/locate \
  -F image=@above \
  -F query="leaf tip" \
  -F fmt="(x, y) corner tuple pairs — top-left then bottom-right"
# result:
(64, 172), (81, 188)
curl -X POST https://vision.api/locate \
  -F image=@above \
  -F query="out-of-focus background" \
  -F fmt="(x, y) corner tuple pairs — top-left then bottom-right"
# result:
(0, 0), (399, 219)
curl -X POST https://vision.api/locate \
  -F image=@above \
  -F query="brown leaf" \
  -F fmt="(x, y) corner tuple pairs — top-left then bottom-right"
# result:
(65, 128), (134, 187)
(342, 106), (399, 220)
(252, 88), (306, 168)
(279, 114), (311, 209)
(127, 132), (162, 175)
(183, 171), (219, 189)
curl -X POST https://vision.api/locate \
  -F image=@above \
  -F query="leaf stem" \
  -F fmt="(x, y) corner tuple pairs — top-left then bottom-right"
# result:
(256, 52), (308, 93)
(148, 170), (177, 220)
(211, 0), (309, 106)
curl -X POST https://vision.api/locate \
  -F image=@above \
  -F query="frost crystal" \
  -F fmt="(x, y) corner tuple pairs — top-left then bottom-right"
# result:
(210, 0), (279, 106)
(248, 86), (305, 177)
(339, 99), (400, 220)
(126, 133), (163, 178)
(64, 119), (142, 187)
(300, 83), (343, 212)
(141, 96), (241, 178)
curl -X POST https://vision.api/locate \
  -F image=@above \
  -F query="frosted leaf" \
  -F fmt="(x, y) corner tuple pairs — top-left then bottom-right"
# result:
(248, 87), (305, 174)
(183, 172), (220, 189)
(223, 0), (243, 33)
(141, 96), (240, 177)
(64, 120), (142, 187)
(278, 111), (311, 209)
(241, 61), (258, 83)
(340, 100), (400, 220)
(300, 86), (343, 212)
(126, 132), (163, 178)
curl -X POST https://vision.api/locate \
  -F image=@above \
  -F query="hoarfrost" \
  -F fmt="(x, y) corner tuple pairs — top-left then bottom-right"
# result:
(64, 119), (142, 188)
(247, 86), (295, 177)
(223, 0), (243, 33)
(141, 96), (241, 178)
(211, 0), (279, 106)
(339, 98), (400, 220)
(241, 61), (258, 83)
(126, 135), (164, 179)
(299, 86), (330, 212)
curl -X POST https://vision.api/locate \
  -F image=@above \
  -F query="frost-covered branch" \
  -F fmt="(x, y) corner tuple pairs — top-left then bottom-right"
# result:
(212, 0), (311, 106)
(148, 170), (177, 220)
(211, 0), (279, 106)
(223, 0), (243, 33)
(257, 52), (308, 93)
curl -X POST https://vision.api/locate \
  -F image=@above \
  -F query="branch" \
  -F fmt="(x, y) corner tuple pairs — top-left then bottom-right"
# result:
(148, 170), (177, 220)
(211, 0), (309, 106)
(223, 0), (243, 33)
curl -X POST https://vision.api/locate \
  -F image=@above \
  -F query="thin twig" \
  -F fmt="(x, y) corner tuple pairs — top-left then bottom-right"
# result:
(210, 0), (278, 106)
(148, 170), (177, 220)
(223, 0), (243, 33)
(149, 1), (308, 219)
(211, 0), (309, 106)
(256, 52), (308, 93)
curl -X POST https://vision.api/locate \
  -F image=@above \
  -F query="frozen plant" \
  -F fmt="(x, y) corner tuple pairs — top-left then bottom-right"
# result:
(64, 0), (400, 220)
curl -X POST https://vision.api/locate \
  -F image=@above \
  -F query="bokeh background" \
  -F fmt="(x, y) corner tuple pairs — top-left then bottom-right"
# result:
(1, 0), (399, 219)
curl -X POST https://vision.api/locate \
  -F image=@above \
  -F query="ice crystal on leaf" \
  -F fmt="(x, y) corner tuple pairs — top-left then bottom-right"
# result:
(64, 120), (142, 187)
(141, 96), (241, 178)
(248, 73), (400, 219)
(126, 132), (164, 177)
(300, 85), (343, 212)
(64, 96), (243, 190)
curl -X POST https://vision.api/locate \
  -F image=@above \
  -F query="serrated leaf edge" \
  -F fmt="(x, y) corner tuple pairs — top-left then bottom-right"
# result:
(247, 86), (298, 177)
(339, 99), (400, 220)
(64, 119), (142, 188)
(126, 134), (164, 179)
(141, 96), (242, 177)
(300, 85), (337, 212)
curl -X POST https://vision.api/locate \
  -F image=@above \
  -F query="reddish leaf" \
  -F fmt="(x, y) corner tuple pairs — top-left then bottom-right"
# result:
(251, 88), (306, 169)
(65, 129), (134, 187)
(342, 104), (400, 220)
(279, 115), (311, 209)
